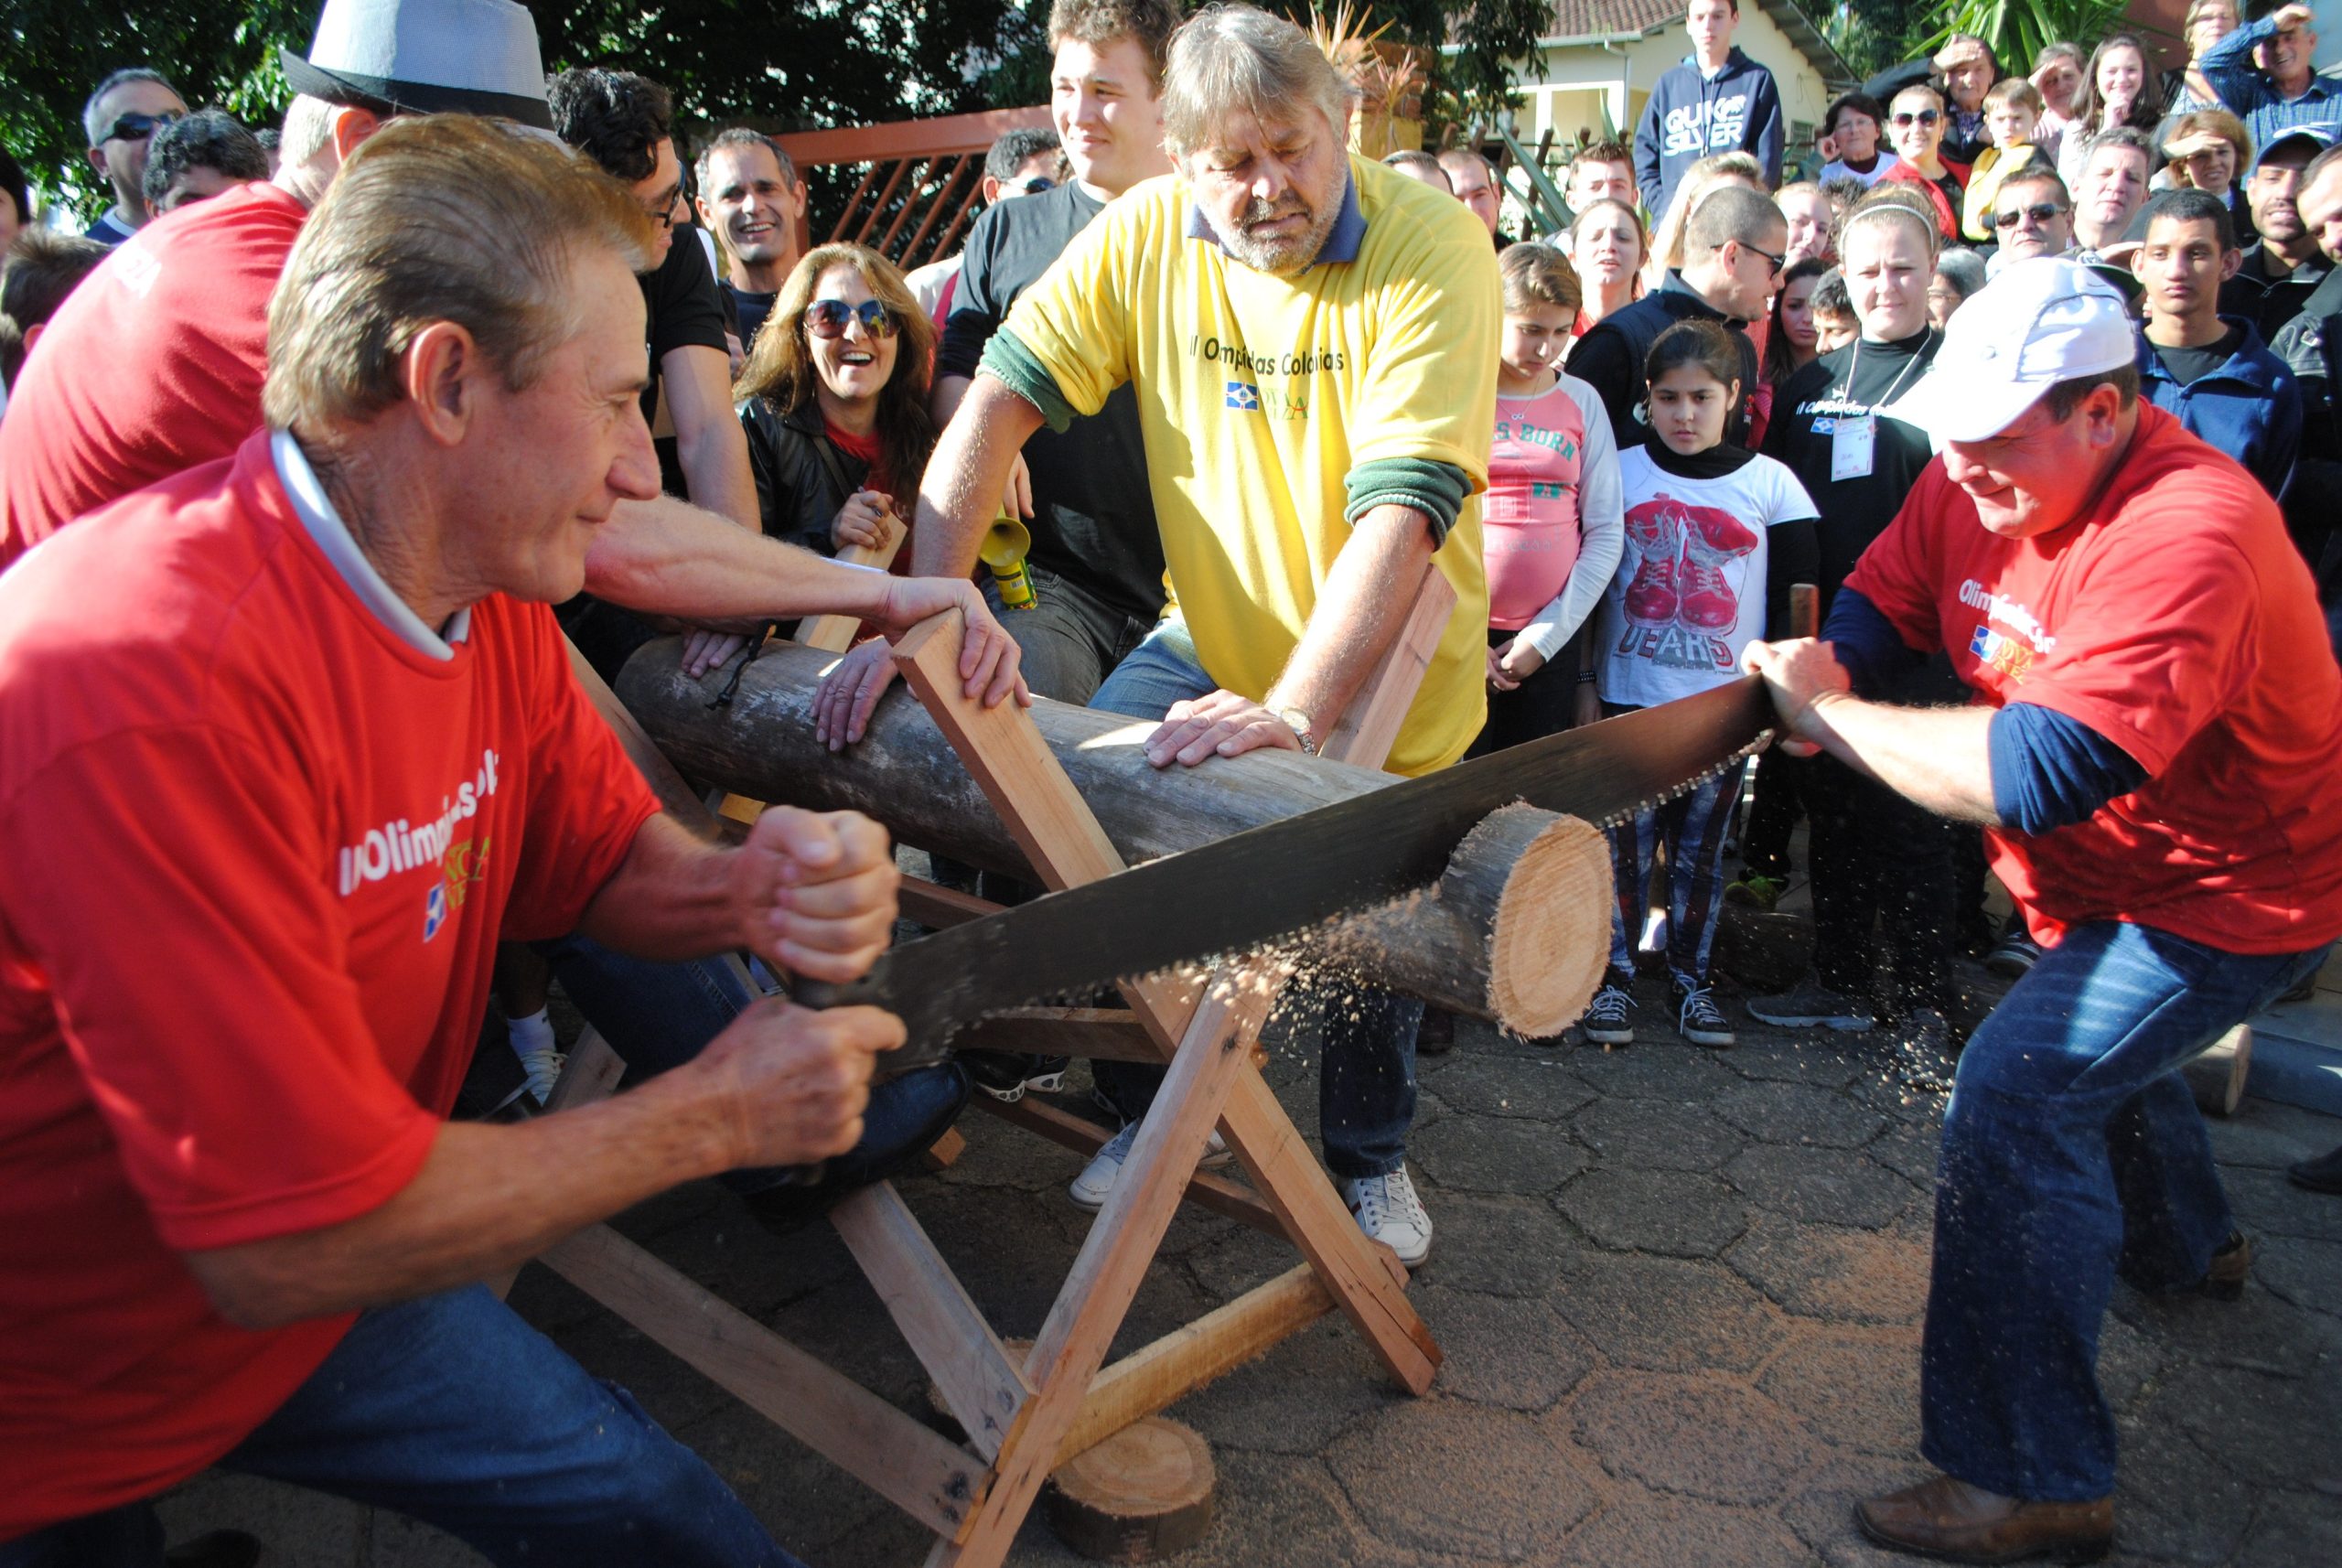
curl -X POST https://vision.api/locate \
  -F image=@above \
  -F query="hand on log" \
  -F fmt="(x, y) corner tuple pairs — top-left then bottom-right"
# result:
(732, 806), (901, 982)
(812, 590), (1030, 748)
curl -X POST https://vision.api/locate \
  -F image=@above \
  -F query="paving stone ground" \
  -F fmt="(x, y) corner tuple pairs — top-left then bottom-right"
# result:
(158, 958), (2342, 1567)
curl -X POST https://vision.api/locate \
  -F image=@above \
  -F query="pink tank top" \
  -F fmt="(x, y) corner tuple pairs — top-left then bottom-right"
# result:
(1483, 382), (1588, 630)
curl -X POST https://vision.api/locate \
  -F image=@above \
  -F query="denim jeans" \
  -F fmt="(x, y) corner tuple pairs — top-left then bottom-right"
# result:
(1921, 920), (2333, 1500)
(0, 1287), (798, 1568)
(1602, 701), (1739, 989)
(1084, 619), (1422, 1178)
(983, 560), (1158, 708)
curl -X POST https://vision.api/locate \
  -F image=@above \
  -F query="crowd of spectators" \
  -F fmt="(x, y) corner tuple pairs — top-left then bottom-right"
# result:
(3, 1), (2341, 1565)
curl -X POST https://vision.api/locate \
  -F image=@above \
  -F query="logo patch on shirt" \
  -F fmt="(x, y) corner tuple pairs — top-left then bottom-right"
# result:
(1968, 624), (2035, 682)
(423, 882), (448, 942)
(1225, 381), (1261, 411)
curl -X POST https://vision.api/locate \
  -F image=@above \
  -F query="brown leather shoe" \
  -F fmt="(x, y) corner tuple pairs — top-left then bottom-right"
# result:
(1856, 1473), (2113, 1563)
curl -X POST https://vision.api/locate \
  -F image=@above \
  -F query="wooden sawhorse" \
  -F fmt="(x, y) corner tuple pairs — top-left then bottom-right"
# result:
(535, 567), (1455, 1565)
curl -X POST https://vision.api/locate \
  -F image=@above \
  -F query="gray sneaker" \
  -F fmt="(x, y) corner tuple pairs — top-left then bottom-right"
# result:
(1747, 971), (1875, 1031)
(1583, 982), (1637, 1045)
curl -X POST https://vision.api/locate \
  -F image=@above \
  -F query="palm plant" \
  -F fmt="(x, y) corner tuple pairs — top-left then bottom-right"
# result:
(1914, 0), (2135, 76)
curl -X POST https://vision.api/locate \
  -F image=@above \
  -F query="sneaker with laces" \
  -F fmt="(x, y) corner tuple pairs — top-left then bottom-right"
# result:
(964, 1051), (1071, 1103)
(1583, 980), (1637, 1045)
(517, 1044), (565, 1103)
(1746, 972), (1874, 1031)
(1068, 1119), (1233, 1211)
(1985, 919), (2041, 979)
(1674, 981), (1735, 1048)
(1341, 1165), (1433, 1266)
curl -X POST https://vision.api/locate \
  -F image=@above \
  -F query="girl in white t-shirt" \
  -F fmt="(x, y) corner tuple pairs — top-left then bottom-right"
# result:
(1471, 243), (1624, 757)
(1584, 320), (1818, 1051)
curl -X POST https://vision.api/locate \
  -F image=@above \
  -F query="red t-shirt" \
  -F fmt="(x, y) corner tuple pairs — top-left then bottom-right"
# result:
(0, 181), (306, 569)
(1844, 403), (2342, 953)
(0, 434), (660, 1533)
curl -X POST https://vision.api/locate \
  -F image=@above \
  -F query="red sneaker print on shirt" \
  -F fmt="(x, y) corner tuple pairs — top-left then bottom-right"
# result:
(1617, 492), (1760, 670)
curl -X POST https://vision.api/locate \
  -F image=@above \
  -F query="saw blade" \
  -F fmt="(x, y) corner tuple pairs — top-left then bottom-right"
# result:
(799, 675), (1775, 1067)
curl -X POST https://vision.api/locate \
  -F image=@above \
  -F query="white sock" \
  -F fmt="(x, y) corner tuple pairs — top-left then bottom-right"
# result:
(506, 1006), (556, 1061)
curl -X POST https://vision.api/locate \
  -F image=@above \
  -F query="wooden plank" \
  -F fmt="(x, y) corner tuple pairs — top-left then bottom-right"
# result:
(901, 875), (1004, 929)
(1058, 1264), (1335, 1463)
(541, 1224), (984, 1538)
(919, 1126), (967, 1171)
(1320, 564), (1455, 765)
(977, 1095), (1283, 1235)
(796, 534), (903, 654)
(901, 156), (975, 266)
(830, 1185), (1033, 1463)
(958, 1006), (1159, 1064)
(854, 157), (917, 247)
(779, 105), (1052, 167)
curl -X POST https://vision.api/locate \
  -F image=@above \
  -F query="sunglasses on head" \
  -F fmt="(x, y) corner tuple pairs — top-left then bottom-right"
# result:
(803, 297), (898, 339)
(101, 110), (180, 144)
(1992, 201), (2066, 230)
(1892, 109), (1942, 128)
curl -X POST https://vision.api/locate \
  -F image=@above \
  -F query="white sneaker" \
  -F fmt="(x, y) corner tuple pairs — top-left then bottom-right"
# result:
(517, 1045), (565, 1104)
(1067, 1120), (1232, 1212)
(1342, 1165), (1433, 1267)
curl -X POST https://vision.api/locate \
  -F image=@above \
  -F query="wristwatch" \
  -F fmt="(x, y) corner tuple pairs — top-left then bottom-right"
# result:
(1275, 706), (1319, 757)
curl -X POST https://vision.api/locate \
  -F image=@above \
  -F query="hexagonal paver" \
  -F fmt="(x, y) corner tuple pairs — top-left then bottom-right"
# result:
(2238, 1487), (2342, 1567)
(1714, 1079), (1887, 1149)
(1564, 1038), (1736, 1100)
(1865, 1120), (1942, 1189)
(1756, 1328), (1922, 1456)
(1425, 1053), (1598, 1121)
(1172, 1316), (1392, 1456)
(1568, 1369), (1820, 1504)
(1721, 1031), (1869, 1088)
(1413, 1285), (1596, 1412)
(1413, 1112), (1592, 1194)
(1150, 1452), (1376, 1568)
(1550, 1251), (1780, 1374)
(2224, 1166), (2342, 1242)
(1570, 1096), (1747, 1171)
(1780, 1455), (1940, 1568)
(2142, 1362), (2342, 1498)
(1327, 1398), (1599, 1560)
(1422, 1191), (1581, 1297)
(2112, 1273), (2342, 1380)
(1554, 1167), (1749, 1258)
(2253, 1234), (2342, 1322)
(1724, 1144), (1912, 1229)
(2111, 1422), (2255, 1567)
(1558, 1485), (1815, 1567)
(1724, 1210), (1930, 1324)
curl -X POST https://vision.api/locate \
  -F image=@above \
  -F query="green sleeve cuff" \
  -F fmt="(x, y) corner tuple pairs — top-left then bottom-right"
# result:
(1345, 458), (1469, 548)
(977, 328), (1079, 433)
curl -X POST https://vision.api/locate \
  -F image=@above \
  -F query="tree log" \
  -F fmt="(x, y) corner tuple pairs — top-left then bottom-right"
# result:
(617, 639), (1614, 1035)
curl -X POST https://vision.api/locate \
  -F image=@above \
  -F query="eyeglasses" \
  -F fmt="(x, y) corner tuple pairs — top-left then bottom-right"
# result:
(803, 298), (898, 339)
(1991, 201), (2067, 230)
(641, 187), (682, 230)
(1891, 110), (1943, 128)
(100, 110), (180, 145)
(1741, 240), (1787, 279)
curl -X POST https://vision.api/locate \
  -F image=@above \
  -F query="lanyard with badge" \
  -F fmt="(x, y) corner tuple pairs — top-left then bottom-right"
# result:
(1831, 338), (1926, 481)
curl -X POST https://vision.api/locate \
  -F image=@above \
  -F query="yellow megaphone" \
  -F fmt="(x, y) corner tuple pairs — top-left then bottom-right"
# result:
(981, 514), (1037, 610)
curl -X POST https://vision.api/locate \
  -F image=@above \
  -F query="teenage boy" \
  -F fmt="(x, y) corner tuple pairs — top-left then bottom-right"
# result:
(1635, 0), (1784, 215)
(1565, 137), (1636, 215)
(1963, 80), (2045, 243)
(2221, 124), (2332, 338)
(2132, 188), (2303, 499)
(1819, 92), (1897, 188)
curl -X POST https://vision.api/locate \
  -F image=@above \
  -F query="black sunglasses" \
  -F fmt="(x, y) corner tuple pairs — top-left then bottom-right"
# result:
(1891, 109), (1943, 128)
(803, 297), (898, 339)
(1742, 240), (1787, 279)
(1992, 201), (2067, 230)
(101, 110), (180, 145)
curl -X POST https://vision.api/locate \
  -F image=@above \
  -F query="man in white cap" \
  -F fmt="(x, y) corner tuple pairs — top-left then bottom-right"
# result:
(1743, 256), (2342, 1563)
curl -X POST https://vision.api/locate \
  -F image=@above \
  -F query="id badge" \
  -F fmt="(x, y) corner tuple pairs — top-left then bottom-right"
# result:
(1831, 413), (1876, 481)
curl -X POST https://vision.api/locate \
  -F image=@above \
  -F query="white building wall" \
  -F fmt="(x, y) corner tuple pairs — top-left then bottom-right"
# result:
(1515, 9), (1834, 158)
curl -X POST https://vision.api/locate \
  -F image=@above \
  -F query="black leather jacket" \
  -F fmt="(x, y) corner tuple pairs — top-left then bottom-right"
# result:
(738, 395), (866, 557)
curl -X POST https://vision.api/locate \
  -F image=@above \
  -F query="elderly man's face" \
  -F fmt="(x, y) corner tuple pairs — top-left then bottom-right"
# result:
(2256, 23), (2317, 91)
(1185, 106), (1349, 275)
(87, 78), (187, 213)
(1941, 387), (2128, 539)
(463, 246), (661, 603)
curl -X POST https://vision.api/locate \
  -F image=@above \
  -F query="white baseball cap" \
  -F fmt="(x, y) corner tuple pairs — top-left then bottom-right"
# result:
(1881, 256), (2137, 442)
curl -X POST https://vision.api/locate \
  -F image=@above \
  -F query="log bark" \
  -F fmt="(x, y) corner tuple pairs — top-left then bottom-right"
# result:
(617, 639), (1614, 1035)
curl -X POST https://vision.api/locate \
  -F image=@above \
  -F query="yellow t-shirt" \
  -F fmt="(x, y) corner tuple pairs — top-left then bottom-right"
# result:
(995, 156), (1499, 776)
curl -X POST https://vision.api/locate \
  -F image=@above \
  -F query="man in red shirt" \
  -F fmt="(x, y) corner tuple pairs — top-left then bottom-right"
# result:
(1743, 257), (2342, 1564)
(0, 115), (1020, 1567)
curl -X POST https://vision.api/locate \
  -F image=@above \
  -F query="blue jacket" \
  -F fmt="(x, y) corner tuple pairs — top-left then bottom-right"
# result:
(2135, 317), (2303, 500)
(1634, 48), (1783, 215)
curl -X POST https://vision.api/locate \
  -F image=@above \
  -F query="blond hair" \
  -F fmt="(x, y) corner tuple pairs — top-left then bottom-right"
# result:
(263, 115), (651, 433)
(1645, 150), (1764, 285)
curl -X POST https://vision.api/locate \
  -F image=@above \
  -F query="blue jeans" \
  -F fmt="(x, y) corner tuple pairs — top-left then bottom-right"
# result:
(1921, 920), (2333, 1500)
(0, 1286), (798, 1568)
(1603, 704), (1739, 989)
(1085, 620), (1421, 1178)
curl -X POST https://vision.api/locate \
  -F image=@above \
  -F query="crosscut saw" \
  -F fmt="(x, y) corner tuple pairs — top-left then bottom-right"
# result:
(796, 676), (1775, 1066)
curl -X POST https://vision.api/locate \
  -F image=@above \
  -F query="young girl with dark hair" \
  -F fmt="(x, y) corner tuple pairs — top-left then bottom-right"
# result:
(1582, 320), (1819, 1050)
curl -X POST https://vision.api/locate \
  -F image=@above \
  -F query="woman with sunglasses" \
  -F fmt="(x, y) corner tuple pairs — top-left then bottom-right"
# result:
(1877, 83), (1969, 242)
(2055, 35), (2163, 196)
(736, 243), (938, 581)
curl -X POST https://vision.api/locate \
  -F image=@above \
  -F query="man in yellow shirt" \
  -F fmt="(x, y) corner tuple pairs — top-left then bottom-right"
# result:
(815, 2), (1499, 1263)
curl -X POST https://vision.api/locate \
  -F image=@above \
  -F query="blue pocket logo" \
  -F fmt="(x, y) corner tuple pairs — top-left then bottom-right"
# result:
(1225, 381), (1261, 411)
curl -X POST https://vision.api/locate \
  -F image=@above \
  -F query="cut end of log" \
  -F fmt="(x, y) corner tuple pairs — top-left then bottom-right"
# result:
(1479, 806), (1613, 1037)
(1043, 1415), (1216, 1563)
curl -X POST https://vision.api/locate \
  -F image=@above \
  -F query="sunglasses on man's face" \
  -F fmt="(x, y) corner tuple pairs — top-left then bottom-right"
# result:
(1992, 201), (2067, 230)
(803, 297), (898, 339)
(102, 110), (180, 145)
(1892, 110), (1942, 128)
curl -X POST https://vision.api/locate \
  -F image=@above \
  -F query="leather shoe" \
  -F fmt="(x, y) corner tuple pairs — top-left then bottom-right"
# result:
(1856, 1472), (2112, 1563)
(2289, 1141), (2342, 1195)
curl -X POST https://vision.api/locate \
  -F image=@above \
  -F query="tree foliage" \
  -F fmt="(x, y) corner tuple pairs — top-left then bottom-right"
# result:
(1911, 0), (2132, 77)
